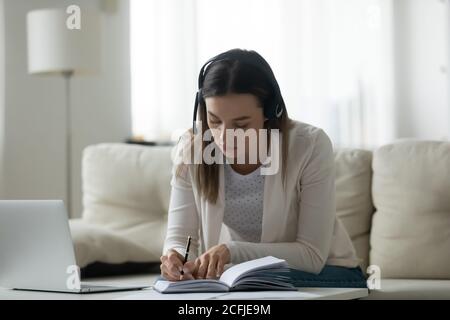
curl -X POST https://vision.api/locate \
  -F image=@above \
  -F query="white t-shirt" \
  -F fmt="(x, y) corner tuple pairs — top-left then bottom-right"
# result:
(223, 162), (265, 243)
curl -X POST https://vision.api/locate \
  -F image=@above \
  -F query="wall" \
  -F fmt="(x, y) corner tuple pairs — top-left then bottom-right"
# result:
(2, 0), (131, 218)
(394, 0), (450, 140)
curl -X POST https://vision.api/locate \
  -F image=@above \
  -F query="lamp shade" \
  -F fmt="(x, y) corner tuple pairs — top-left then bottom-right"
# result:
(27, 8), (100, 75)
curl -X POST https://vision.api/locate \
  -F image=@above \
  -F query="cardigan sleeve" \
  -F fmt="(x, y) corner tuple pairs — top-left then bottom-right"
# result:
(225, 129), (336, 274)
(162, 164), (200, 262)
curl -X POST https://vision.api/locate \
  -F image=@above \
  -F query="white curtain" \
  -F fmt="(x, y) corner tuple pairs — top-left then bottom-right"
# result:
(130, 0), (396, 149)
(0, 0), (5, 198)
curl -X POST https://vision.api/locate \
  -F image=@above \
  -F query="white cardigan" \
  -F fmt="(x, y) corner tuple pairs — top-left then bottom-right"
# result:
(163, 120), (362, 274)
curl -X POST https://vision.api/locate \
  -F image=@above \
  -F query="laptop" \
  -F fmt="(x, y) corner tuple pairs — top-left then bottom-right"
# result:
(0, 200), (150, 294)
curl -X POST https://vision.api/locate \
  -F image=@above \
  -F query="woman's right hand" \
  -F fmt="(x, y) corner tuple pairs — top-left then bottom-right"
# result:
(160, 249), (196, 281)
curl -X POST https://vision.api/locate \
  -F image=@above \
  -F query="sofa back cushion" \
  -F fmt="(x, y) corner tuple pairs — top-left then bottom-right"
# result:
(334, 149), (374, 272)
(82, 143), (173, 259)
(370, 140), (450, 278)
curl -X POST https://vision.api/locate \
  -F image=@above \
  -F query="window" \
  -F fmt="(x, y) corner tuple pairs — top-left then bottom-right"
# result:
(130, 0), (395, 149)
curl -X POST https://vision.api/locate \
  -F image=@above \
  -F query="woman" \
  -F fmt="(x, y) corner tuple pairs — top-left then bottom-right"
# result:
(159, 48), (367, 288)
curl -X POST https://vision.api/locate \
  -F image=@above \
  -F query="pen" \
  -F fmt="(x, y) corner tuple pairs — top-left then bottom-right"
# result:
(180, 236), (192, 276)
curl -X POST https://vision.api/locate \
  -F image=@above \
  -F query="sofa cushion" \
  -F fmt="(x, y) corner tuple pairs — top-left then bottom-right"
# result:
(334, 149), (374, 273)
(70, 219), (163, 268)
(370, 140), (450, 279)
(80, 143), (172, 262)
(362, 279), (450, 300)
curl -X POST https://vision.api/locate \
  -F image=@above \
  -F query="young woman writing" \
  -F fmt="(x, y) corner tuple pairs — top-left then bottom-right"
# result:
(159, 48), (366, 288)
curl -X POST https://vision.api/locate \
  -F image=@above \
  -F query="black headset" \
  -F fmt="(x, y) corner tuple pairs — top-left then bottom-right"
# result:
(192, 50), (285, 134)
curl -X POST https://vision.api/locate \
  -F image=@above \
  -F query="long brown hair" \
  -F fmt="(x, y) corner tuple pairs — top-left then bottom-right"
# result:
(176, 49), (291, 204)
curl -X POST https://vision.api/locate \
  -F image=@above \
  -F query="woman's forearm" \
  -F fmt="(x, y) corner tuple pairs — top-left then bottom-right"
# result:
(225, 239), (326, 274)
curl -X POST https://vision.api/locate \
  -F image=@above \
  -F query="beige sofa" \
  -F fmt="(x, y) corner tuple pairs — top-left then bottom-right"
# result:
(69, 140), (450, 299)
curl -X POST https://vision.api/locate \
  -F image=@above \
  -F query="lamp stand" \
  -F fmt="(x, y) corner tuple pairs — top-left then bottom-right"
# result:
(63, 71), (73, 218)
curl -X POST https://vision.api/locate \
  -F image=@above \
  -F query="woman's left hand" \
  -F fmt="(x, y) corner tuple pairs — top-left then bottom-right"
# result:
(194, 244), (231, 279)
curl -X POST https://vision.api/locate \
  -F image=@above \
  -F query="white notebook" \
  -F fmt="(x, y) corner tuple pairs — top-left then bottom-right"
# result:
(154, 256), (296, 293)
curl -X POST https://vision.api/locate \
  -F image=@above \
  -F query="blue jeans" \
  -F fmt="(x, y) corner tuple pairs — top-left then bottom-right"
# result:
(271, 265), (368, 288)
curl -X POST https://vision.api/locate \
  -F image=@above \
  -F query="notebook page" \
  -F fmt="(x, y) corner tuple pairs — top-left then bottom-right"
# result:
(154, 279), (229, 293)
(219, 256), (288, 287)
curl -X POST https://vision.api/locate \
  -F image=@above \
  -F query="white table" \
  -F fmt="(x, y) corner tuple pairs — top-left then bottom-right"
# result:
(0, 273), (368, 300)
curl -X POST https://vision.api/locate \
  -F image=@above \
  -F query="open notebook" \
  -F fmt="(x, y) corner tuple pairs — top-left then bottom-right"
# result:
(154, 256), (297, 293)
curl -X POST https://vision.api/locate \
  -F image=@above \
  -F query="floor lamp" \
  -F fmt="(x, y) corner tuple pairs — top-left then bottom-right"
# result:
(27, 8), (99, 217)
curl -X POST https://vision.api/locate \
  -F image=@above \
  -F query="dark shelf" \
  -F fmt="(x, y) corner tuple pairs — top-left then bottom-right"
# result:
(125, 138), (174, 146)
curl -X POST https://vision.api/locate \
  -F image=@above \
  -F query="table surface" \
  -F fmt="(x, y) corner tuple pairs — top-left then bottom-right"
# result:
(0, 273), (369, 300)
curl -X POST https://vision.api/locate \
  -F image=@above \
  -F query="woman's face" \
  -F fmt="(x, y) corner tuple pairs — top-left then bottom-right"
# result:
(204, 93), (266, 162)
